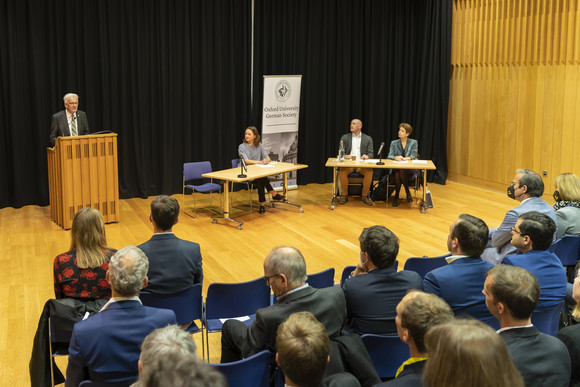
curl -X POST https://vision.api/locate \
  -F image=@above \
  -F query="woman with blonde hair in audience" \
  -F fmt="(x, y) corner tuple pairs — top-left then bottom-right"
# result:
(53, 207), (116, 300)
(423, 319), (523, 387)
(553, 173), (580, 239)
(557, 262), (580, 386)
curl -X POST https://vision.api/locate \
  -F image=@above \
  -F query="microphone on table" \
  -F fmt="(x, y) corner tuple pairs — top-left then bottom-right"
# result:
(376, 142), (385, 165)
(238, 157), (247, 178)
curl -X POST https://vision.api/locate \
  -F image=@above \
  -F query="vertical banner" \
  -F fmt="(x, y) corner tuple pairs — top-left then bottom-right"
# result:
(261, 75), (302, 189)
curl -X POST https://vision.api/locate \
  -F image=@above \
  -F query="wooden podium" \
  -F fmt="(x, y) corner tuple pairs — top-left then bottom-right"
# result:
(47, 133), (120, 229)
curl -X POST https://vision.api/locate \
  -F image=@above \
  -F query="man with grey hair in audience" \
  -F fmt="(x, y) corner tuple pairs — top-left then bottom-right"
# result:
(66, 246), (177, 386)
(220, 246), (347, 363)
(482, 168), (557, 264)
(141, 351), (227, 387)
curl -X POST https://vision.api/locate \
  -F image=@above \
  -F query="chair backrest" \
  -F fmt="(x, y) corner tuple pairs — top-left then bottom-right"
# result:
(231, 158), (241, 168)
(307, 268), (335, 288)
(206, 278), (271, 320)
(403, 254), (450, 279)
(139, 284), (202, 325)
(78, 380), (134, 387)
(549, 235), (580, 266)
(184, 161), (213, 181)
(361, 334), (411, 379)
(339, 260), (399, 287)
(212, 350), (271, 387)
(531, 300), (565, 336)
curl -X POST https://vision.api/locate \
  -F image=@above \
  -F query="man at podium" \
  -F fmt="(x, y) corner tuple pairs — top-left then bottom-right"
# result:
(49, 93), (90, 147)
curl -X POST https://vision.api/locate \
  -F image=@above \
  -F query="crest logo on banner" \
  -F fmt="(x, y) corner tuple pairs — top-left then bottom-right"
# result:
(275, 80), (291, 102)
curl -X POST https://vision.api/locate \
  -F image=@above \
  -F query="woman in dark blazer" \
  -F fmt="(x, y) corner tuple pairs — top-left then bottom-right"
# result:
(387, 123), (418, 206)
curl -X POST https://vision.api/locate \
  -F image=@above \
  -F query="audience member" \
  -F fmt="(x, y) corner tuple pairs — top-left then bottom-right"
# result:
(503, 211), (567, 310)
(482, 169), (556, 264)
(557, 262), (580, 386)
(376, 290), (454, 387)
(53, 207), (116, 300)
(423, 214), (496, 325)
(65, 246), (176, 386)
(141, 352), (226, 387)
(553, 173), (580, 239)
(423, 319), (524, 387)
(342, 226), (422, 335)
(337, 119), (374, 206)
(220, 246), (346, 363)
(483, 265), (570, 387)
(138, 195), (203, 294)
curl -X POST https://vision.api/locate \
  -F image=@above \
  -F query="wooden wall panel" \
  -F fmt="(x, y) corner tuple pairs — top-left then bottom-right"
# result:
(449, 0), (580, 192)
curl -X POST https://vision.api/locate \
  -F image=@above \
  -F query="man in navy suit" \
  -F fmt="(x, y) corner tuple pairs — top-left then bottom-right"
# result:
(342, 225), (423, 335)
(423, 214), (497, 326)
(65, 246), (176, 386)
(482, 169), (557, 264)
(337, 119), (374, 206)
(49, 93), (90, 147)
(503, 211), (567, 311)
(483, 265), (570, 387)
(138, 195), (203, 295)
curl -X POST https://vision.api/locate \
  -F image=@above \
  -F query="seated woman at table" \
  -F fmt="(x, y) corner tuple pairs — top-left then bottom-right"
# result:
(53, 207), (117, 300)
(553, 172), (580, 239)
(238, 126), (285, 214)
(387, 122), (418, 207)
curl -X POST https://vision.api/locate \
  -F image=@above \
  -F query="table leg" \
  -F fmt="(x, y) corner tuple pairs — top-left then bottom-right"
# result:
(272, 171), (303, 213)
(421, 168), (427, 214)
(211, 180), (244, 229)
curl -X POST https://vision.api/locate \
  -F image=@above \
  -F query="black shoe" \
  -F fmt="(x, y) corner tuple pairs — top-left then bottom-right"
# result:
(361, 196), (373, 206)
(407, 195), (413, 203)
(392, 197), (399, 207)
(272, 193), (285, 201)
(258, 205), (266, 214)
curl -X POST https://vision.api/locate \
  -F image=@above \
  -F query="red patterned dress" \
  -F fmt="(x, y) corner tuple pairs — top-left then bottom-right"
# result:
(53, 248), (117, 300)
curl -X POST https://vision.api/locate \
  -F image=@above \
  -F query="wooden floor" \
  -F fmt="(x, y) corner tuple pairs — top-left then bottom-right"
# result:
(0, 180), (523, 385)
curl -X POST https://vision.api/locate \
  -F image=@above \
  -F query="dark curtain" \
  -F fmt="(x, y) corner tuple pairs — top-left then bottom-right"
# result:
(252, 0), (451, 185)
(0, 0), (251, 208)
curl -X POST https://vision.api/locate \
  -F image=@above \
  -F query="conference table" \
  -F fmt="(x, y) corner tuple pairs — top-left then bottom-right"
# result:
(202, 162), (308, 229)
(325, 157), (437, 213)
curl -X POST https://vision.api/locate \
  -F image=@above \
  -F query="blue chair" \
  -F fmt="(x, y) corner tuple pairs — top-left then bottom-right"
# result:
(549, 235), (580, 266)
(531, 300), (565, 336)
(361, 334), (411, 379)
(78, 380), (134, 387)
(307, 268), (335, 288)
(139, 284), (204, 358)
(230, 159), (254, 210)
(403, 254), (450, 279)
(347, 172), (365, 196)
(204, 278), (271, 359)
(339, 260), (399, 287)
(183, 161), (222, 217)
(212, 350), (271, 387)
(49, 316), (70, 386)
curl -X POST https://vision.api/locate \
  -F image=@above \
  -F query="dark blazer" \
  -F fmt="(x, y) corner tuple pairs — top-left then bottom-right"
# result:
(387, 139), (418, 160)
(138, 233), (203, 295)
(557, 324), (580, 386)
(49, 110), (90, 147)
(65, 300), (176, 386)
(500, 326), (571, 387)
(502, 250), (567, 311)
(342, 267), (423, 335)
(374, 359), (426, 387)
(241, 286), (346, 357)
(423, 257), (495, 322)
(340, 133), (374, 158)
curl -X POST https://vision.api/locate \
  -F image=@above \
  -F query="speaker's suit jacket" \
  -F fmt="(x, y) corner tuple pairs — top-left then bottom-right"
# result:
(423, 257), (496, 323)
(387, 138), (418, 160)
(483, 197), (557, 264)
(502, 249), (567, 311)
(138, 233), (203, 295)
(240, 286), (346, 358)
(339, 133), (374, 158)
(342, 267), (423, 335)
(65, 300), (176, 386)
(500, 326), (571, 387)
(50, 110), (90, 147)
(557, 323), (580, 386)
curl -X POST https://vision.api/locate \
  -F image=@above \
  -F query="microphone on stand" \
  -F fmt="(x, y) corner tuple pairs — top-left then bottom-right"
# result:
(376, 142), (385, 165)
(238, 157), (247, 178)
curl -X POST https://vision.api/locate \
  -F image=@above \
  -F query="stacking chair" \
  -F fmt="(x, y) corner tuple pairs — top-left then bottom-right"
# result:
(549, 235), (580, 282)
(307, 268), (335, 288)
(339, 260), (399, 287)
(403, 254), (450, 279)
(361, 334), (411, 379)
(139, 284), (204, 358)
(204, 278), (271, 359)
(212, 350), (271, 387)
(230, 159), (254, 210)
(182, 161), (222, 217)
(78, 380), (134, 387)
(49, 317), (71, 386)
(532, 300), (565, 336)
(347, 172), (365, 196)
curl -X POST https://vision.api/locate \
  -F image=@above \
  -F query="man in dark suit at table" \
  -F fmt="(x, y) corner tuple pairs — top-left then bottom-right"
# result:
(483, 265), (570, 387)
(49, 93), (90, 147)
(65, 246), (177, 386)
(138, 195), (203, 295)
(337, 119), (374, 206)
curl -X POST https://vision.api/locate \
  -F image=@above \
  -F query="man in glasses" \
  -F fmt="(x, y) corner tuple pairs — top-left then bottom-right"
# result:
(503, 211), (567, 312)
(220, 246), (346, 363)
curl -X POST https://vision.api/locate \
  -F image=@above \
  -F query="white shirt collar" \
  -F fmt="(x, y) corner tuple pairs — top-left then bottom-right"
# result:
(445, 254), (468, 263)
(497, 324), (534, 333)
(100, 295), (142, 312)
